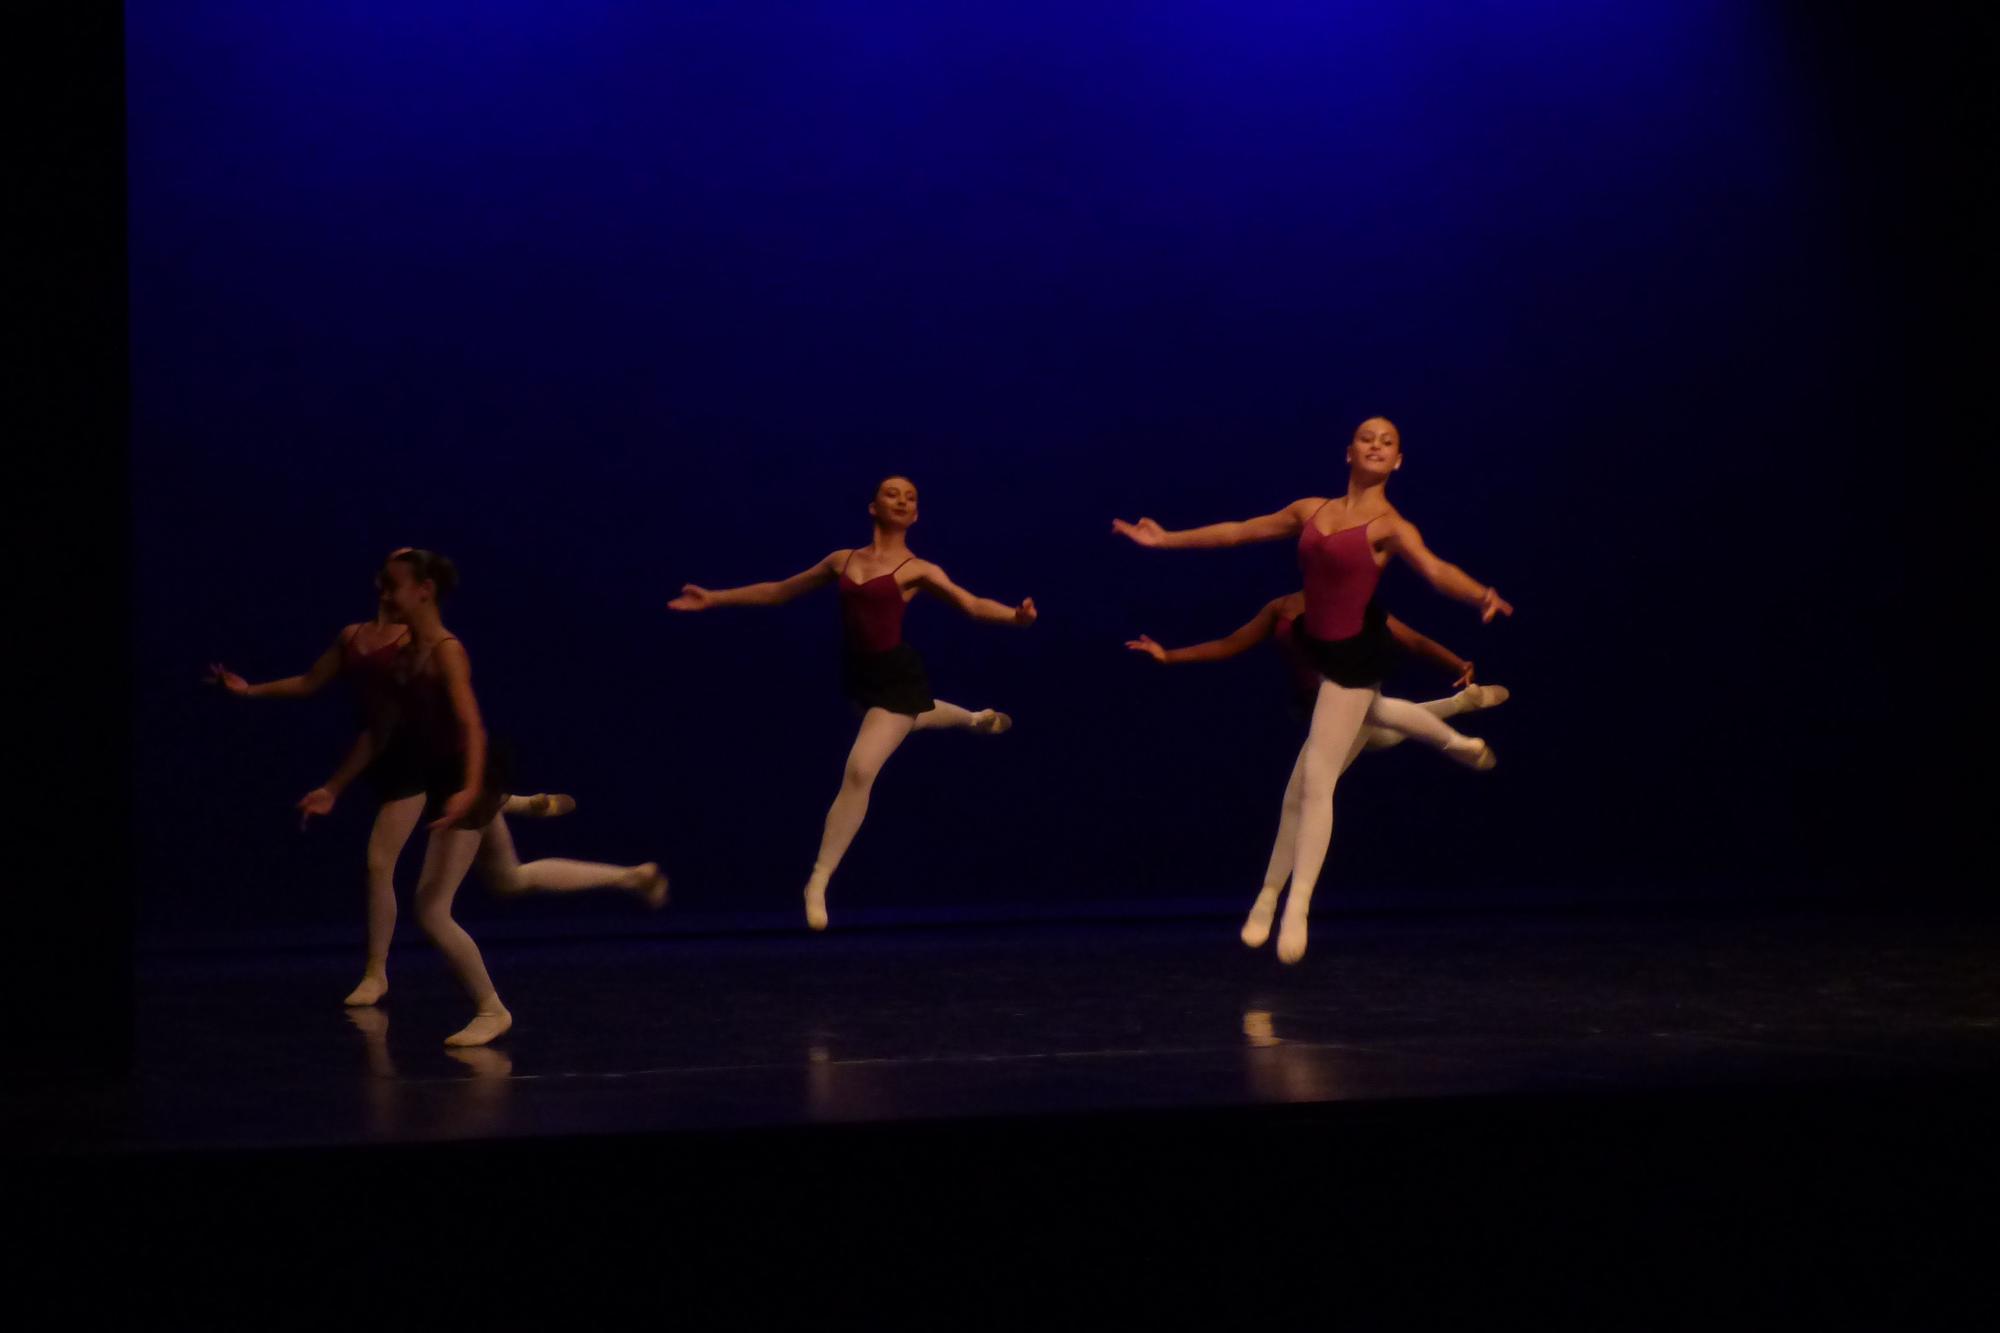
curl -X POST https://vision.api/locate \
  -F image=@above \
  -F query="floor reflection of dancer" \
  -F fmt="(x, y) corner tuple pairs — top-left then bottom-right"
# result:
(346, 1008), (515, 1141)
(310, 549), (665, 1046)
(207, 550), (577, 1008)
(1127, 591), (1509, 948)
(1113, 417), (1513, 964)
(670, 475), (1035, 930)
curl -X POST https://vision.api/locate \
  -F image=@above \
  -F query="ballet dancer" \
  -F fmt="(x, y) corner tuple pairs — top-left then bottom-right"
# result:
(1126, 590), (1509, 946)
(1113, 416), (1513, 963)
(670, 475), (1035, 930)
(309, 548), (665, 1046)
(207, 551), (576, 1006)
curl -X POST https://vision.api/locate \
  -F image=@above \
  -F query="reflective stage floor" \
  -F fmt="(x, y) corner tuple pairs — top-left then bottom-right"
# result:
(13, 906), (1999, 1320)
(20, 906), (2000, 1150)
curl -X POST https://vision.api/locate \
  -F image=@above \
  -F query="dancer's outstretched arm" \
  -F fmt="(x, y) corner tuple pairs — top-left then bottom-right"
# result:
(426, 640), (488, 831)
(669, 552), (844, 611)
(1382, 517), (1515, 622)
(912, 563), (1037, 626)
(1383, 615), (1476, 687)
(1127, 599), (1283, 663)
(1111, 498), (1321, 551)
(207, 629), (352, 699)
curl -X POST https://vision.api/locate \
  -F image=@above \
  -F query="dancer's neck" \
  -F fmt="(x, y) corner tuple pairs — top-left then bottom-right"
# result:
(406, 606), (448, 642)
(865, 526), (913, 561)
(1342, 473), (1390, 515)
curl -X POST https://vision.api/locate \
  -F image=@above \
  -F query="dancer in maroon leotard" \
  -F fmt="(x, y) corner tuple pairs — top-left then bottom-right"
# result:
(670, 475), (1036, 930)
(305, 549), (665, 1046)
(1127, 589), (1510, 947)
(1113, 417), (1513, 962)
(207, 549), (575, 1007)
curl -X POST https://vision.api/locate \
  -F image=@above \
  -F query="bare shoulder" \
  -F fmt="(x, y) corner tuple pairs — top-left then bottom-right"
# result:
(800, 549), (850, 586)
(1381, 506), (1420, 540)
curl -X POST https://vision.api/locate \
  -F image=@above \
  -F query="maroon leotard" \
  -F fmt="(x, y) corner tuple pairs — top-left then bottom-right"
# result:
(395, 637), (465, 760)
(1298, 503), (1384, 640)
(394, 634), (505, 828)
(839, 553), (916, 654)
(338, 624), (406, 722)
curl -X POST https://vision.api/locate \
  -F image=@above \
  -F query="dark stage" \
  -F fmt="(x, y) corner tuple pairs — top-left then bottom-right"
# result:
(19, 0), (1995, 1320)
(15, 906), (1999, 1318)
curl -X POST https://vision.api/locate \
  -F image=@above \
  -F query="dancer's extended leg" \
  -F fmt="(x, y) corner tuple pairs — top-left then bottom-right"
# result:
(1362, 695), (1495, 768)
(501, 792), (576, 818)
(474, 814), (665, 907)
(912, 698), (1011, 734)
(345, 794), (424, 1007)
(412, 826), (512, 1046)
(803, 708), (916, 930)
(1359, 685), (1508, 753)
(1275, 682), (1377, 964)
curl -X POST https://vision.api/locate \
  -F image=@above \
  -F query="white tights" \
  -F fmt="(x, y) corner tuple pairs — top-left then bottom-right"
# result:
(1251, 685), (1485, 962)
(352, 803), (649, 992)
(400, 812), (657, 1042)
(806, 700), (992, 899)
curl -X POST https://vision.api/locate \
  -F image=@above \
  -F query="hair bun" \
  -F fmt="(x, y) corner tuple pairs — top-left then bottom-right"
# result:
(391, 548), (461, 600)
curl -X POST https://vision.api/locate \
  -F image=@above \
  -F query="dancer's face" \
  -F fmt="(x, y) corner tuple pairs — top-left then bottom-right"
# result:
(376, 560), (431, 624)
(375, 548), (414, 619)
(1346, 419), (1403, 481)
(870, 476), (919, 530)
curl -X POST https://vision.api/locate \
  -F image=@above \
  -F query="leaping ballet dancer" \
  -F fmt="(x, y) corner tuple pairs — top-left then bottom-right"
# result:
(1126, 590), (1509, 948)
(1113, 417), (1513, 963)
(307, 549), (666, 1045)
(207, 548), (577, 1007)
(670, 475), (1035, 930)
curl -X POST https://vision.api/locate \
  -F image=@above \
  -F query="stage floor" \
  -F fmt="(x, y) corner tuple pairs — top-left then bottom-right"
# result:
(18, 904), (2000, 1154)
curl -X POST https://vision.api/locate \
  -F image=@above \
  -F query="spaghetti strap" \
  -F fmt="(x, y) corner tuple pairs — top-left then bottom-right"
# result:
(1306, 499), (1334, 526)
(890, 557), (915, 575)
(840, 549), (857, 578)
(410, 634), (462, 676)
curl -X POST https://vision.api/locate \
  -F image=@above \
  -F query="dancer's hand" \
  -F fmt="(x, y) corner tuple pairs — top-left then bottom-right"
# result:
(1013, 597), (1038, 627)
(1453, 661), (1476, 689)
(207, 663), (250, 695)
(1125, 635), (1167, 662)
(668, 584), (714, 612)
(1478, 588), (1513, 623)
(297, 787), (336, 830)
(429, 788), (479, 831)
(1111, 517), (1167, 548)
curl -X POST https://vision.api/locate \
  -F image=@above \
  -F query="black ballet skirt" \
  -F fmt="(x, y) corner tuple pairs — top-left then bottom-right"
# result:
(841, 642), (935, 718)
(1290, 600), (1395, 690)
(360, 728), (429, 803)
(417, 734), (516, 831)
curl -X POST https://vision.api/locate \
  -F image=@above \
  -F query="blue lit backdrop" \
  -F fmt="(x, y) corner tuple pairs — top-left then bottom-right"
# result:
(130, 2), (1914, 939)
